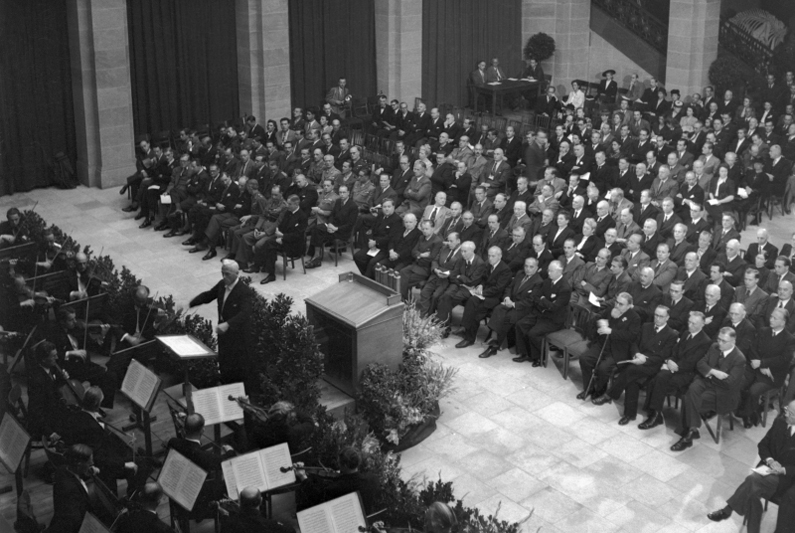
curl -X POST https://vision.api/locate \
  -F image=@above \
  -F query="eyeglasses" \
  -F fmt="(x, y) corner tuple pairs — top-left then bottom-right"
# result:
(717, 337), (731, 343)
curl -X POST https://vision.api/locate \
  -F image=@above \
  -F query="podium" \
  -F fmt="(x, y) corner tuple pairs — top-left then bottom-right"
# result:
(305, 272), (404, 396)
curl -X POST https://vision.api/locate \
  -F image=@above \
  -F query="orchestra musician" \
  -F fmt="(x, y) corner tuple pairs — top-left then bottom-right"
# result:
(295, 446), (379, 514)
(26, 341), (70, 439)
(62, 252), (108, 301)
(114, 482), (175, 533)
(220, 487), (293, 533)
(60, 387), (154, 497)
(247, 400), (315, 452)
(47, 444), (112, 533)
(0, 207), (29, 248)
(46, 306), (119, 409)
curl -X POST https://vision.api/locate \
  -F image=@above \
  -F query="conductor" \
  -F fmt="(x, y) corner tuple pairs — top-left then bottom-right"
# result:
(189, 260), (253, 385)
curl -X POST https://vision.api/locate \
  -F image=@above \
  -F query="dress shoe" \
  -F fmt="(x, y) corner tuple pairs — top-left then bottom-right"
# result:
(702, 410), (716, 420)
(455, 339), (474, 349)
(670, 429), (699, 452)
(451, 327), (466, 337)
(306, 258), (322, 269)
(478, 347), (497, 359)
(202, 249), (217, 261)
(638, 412), (663, 430)
(742, 416), (752, 429)
(512, 356), (530, 363)
(531, 360), (542, 367)
(188, 246), (206, 254)
(163, 231), (177, 238)
(154, 223), (169, 231)
(260, 275), (277, 285)
(119, 184), (128, 195)
(618, 415), (636, 426)
(134, 212), (146, 220)
(751, 411), (760, 427)
(592, 395), (612, 406)
(554, 351), (564, 359)
(243, 266), (260, 273)
(707, 507), (732, 522)
(576, 390), (590, 400)
(138, 219), (151, 229)
(122, 205), (137, 213)
(182, 238), (197, 246)
(175, 229), (189, 237)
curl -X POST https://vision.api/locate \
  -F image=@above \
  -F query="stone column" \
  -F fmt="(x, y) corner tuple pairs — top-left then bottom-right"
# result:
(522, 0), (591, 92)
(665, 0), (721, 96)
(236, 0), (291, 124)
(67, 0), (136, 188)
(374, 0), (422, 104)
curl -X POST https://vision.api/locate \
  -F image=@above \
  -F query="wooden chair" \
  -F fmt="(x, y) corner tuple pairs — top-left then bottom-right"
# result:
(544, 304), (592, 378)
(332, 235), (356, 267)
(280, 229), (308, 280)
(702, 411), (735, 444)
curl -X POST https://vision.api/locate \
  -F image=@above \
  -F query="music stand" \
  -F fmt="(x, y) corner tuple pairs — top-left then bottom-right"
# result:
(0, 413), (31, 496)
(155, 335), (215, 414)
(119, 356), (162, 457)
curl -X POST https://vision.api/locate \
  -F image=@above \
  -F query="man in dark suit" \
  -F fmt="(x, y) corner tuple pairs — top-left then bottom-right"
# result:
(479, 214), (509, 259)
(48, 444), (111, 533)
(737, 309), (795, 427)
(595, 305), (679, 424)
(706, 398), (795, 532)
(634, 189), (659, 227)
(662, 281), (695, 332)
(677, 252), (708, 302)
(354, 199), (402, 275)
(453, 247), (513, 348)
(596, 69), (618, 103)
(548, 212), (576, 258)
(398, 220), (443, 300)
(27, 341), (69, 439)
(630, 267), (663, 322)
(434, 241), (488, 332)
(747, 228), (780, 270)
(189, 259), (253, 385)
(306, 185), (358, 268)
(252, 195), (309, 284)
(417, 232), (462, 317)
(480, 257), (544, 358)
(672, 327), (747, 451)
(221, 487), (292, 533)
(514, 260), (572, 366)
(577, 291), (642, 399)
(115, 483), (176, 533)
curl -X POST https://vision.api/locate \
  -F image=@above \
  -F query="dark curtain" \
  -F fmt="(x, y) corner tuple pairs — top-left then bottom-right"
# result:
(127, 0), (239, 136)
(0, 0), (76, 196)
(422, 0), (522, 107)
(288, 0), (377, 109)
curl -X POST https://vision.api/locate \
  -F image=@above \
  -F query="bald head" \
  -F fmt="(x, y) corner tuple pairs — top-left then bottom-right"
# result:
(240, 487), (262, 509)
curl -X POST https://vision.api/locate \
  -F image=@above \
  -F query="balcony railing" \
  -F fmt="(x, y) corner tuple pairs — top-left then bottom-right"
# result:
(718, 17), (775, 75)
(592, 0), (668, 54)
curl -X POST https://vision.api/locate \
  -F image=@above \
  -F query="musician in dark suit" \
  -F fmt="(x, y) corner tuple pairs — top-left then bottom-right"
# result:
(639, 312), (713, 429)
(672, 327), (746, 451)
(48, 444), (113, 533)
(452, 247), (512, 348)
(115, 483), (175, 533)
(189, 260), (253, 385)
(577, 291), (642, 400)
(707, 398), (795, 532)
(254, 195), (309, 284)
(737, 309), (795, 427)
(27, 341), (69, 439)
(295, 446), (380, 514)
(594, 306), (679, 424)
(514, 260), (572, 366)
(221, 487), (292, 533)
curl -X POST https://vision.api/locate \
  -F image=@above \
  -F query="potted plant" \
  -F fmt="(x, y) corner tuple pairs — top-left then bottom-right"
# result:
(357, 306), (457, 451)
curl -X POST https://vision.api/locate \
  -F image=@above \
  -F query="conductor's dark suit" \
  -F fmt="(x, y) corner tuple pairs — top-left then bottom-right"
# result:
(189, 279), (253, 385)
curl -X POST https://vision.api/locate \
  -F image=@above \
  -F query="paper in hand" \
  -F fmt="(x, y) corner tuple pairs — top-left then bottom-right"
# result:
(588, 292), (602, 308)
(752, 465), (773, 476)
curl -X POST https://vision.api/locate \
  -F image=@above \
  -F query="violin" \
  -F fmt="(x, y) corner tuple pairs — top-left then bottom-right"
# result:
(280, 463), (340, 478)
(228, 395), (270, 424)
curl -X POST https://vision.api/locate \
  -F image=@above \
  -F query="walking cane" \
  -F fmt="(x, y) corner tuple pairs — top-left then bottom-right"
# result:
(582, 333), (610, 400)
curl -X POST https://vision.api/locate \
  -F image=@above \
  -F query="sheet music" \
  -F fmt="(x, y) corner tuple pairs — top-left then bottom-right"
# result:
(78, 512), (110, 533)
(218, 382), (245, 421)
(223, 452), (266, 499)
(157, 335), (211, 357)
(0, 413), (30, 473)
(192, 388), (222, 426)
(158, 449), (207, 511)
(298, 507), (334, 533)
(329, 493), (365, 533)
(261, 442), (296, 489)
(120, 359), (160, 411)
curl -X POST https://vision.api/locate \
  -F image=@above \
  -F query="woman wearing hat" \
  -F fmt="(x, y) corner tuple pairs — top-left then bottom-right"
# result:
(597, 69), (618, 103)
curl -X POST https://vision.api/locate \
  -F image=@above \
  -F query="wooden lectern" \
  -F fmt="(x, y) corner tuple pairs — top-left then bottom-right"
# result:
(305, 272), (404, 396)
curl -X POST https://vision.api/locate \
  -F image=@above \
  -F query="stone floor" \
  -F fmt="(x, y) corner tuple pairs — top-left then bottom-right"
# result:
(2, 185), (794, 532)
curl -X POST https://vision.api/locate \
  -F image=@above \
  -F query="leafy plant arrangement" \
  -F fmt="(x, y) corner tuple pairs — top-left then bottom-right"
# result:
(357, 306), (457, 448)
(708, 54), (756, 96)
(523, 32), (556, 62)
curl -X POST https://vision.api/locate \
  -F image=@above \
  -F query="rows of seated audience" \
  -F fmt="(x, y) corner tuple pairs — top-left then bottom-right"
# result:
(5, 68), (795, 533)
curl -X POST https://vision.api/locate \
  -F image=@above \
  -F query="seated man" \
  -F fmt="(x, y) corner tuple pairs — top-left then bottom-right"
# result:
(353, 199), (402, 277)
(671, 327), (747, 451)
(639, 311), (713, 429)
(306, 184), (358, 268)
(593, 305), (678, 424)
(399, 220), (443, 300)
(737, 308), (795, 428)
(255, 195), (309, 285)
(417, 232), (462, 317)
(26, 341), (70, 440)
(0, 207), (29, 248)
(191, 178), (259, 261)
(47, 307), (118, 409)
(115, 482), (176, 533)
(433, 241), (487, 334)
(61, 387), (152, 496)
(295, 446), (379, 514)
(570, 248), (612, 307)
(706, 398), (795, 533)
(221, 486), (292, 533)
(235, 185), (288, 272)
(451, 247), (512, 349)
(577, 292), (642, 400)
(513, 260), (572, 366)
(480, 257), (543, 358)
(186, 172), (241, 254)
(49, 444), (112, 533)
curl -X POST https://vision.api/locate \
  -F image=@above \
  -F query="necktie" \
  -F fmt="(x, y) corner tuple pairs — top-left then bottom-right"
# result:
(780, 301), (785, 308)
(445, 249), (454, 263)
(430, 207), (438, 221)
(522, 276), (530, 285)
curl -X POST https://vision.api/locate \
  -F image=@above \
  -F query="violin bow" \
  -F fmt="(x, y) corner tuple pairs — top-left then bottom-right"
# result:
(140, 291), (159, 337)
